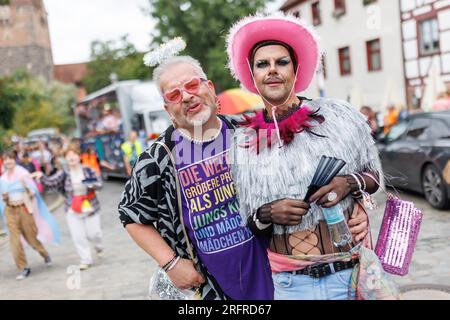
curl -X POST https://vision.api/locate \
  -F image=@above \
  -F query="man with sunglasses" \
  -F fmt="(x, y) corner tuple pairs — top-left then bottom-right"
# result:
(118, 56), (274, 300)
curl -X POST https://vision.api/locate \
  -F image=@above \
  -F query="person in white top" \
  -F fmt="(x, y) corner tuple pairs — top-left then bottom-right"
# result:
(39, 145), (104, 270)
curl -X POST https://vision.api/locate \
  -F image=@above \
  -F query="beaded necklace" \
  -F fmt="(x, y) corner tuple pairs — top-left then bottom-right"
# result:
(177, 120), (223, 145)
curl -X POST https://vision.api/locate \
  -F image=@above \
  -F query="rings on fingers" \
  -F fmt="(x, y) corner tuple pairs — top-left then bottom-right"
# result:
(327, 192), (338, 202)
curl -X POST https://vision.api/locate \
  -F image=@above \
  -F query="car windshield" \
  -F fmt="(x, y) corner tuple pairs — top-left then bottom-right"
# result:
(386, 121), (409, 142)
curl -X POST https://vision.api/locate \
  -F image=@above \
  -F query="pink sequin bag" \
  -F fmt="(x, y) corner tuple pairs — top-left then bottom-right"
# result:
(375, 195), (423, 276)
(363, 173), (423, 276)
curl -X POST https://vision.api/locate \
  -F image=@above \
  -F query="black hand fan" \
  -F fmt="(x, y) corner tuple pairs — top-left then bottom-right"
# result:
(304, 156), (346, 203)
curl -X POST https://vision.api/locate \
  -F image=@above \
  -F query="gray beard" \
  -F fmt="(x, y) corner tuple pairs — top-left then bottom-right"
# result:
(186, 106), (212, 127)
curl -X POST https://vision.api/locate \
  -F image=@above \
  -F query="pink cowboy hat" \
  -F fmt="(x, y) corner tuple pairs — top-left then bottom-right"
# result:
(226, 12), (321, 94)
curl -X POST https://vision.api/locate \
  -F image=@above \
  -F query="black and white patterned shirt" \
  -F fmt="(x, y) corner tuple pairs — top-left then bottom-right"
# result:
(118, 116), (239, 300)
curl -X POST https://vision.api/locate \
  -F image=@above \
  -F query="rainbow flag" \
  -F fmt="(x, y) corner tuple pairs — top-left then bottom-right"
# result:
(0, 167), (61, 245)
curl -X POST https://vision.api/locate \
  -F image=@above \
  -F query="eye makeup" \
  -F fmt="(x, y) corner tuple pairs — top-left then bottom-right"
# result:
(255, 60), (269, 68)
(276, 57), (291, 66)
(255, 56), (291, 69)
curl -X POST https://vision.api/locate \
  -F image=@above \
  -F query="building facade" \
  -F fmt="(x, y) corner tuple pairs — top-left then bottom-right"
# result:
(400, 0), (450, 109)
(0, 0), (53, 80)
(280, 0), (407, 112)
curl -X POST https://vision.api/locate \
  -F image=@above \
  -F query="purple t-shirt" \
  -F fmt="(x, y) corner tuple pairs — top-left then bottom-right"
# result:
(174, 120), (274, 300)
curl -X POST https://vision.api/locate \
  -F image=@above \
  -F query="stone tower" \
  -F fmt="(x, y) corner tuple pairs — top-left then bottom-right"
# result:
(0, 0), (53, 80)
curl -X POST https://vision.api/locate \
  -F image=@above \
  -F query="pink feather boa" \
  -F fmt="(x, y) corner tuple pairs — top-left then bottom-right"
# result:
(240, 105), (324, 152)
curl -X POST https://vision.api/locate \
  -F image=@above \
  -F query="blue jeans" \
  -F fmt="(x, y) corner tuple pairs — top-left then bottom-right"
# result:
(273, 269), (356, 300)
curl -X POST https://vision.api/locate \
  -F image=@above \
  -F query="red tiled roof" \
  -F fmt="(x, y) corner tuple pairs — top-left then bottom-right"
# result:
(11, 0), (43, 9)
(53, 63), (88, 84)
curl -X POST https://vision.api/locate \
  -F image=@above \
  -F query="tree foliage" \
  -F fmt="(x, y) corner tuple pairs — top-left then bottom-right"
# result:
(148, 0), (270, 92)
(83, 35), (152, 93)
(0, 76), (22, 129)
(0, 71), (76, 137)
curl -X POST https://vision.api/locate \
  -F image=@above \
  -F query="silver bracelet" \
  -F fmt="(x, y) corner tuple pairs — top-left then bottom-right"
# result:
(350, 173), (363, 198)
(355, 172), (367, 191)
(162, 255), (177, 271)
(255, 219), (272, 230)
(253, 210), (272, 230)
(167, 256), (181, 272)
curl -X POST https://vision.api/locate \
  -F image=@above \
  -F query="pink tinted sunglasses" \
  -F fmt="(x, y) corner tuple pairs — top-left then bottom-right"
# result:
(163, 77), (207, 104)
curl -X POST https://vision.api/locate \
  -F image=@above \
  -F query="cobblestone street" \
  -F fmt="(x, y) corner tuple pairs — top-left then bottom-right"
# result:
(0, 181), (449, 299)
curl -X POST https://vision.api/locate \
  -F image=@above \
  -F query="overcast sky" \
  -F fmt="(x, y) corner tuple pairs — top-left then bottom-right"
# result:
(44, 0), (285, 65)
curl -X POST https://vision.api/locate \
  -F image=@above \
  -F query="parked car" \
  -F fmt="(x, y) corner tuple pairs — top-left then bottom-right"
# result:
(377, 111), (450, 209)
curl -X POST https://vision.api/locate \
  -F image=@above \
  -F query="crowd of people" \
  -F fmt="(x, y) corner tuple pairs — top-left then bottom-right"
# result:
(0, 137), (105, 280)
(0, 127), (149, 281)
(76, 102), (123, 138)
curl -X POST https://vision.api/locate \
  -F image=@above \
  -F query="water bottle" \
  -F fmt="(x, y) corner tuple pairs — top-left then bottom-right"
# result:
(322, 205), (352, 247)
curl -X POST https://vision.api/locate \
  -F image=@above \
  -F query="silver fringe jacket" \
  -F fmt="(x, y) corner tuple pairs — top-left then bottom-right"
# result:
(230, 98), (382, 235)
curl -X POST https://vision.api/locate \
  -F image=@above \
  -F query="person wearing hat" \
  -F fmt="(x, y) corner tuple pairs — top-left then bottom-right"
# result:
(118, 46), (277, 300)
(227, 13), (397, 300)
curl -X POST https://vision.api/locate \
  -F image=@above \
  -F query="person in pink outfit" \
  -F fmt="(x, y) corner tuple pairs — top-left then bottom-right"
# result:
(433, 91), (450, 111)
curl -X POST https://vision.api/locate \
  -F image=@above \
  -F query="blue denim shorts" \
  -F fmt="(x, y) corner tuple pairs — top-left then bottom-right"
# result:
(273, 268), (356, 300)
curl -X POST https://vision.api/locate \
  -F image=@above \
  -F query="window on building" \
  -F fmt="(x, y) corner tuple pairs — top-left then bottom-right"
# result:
(363, 0), (377, 5)
(0, 4), (11, 24)
(321, 55), (327, 79)
(312, 1), (321, 26)
(338, 47), (351, 76)
(333, 0), (346, 17)
(366, 39), (382, 71)
(419, 18), (440, 55)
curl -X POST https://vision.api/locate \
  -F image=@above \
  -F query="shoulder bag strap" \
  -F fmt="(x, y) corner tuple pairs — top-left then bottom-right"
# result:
(153, 141), (196, 263)
(361, 172), (398, 199)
